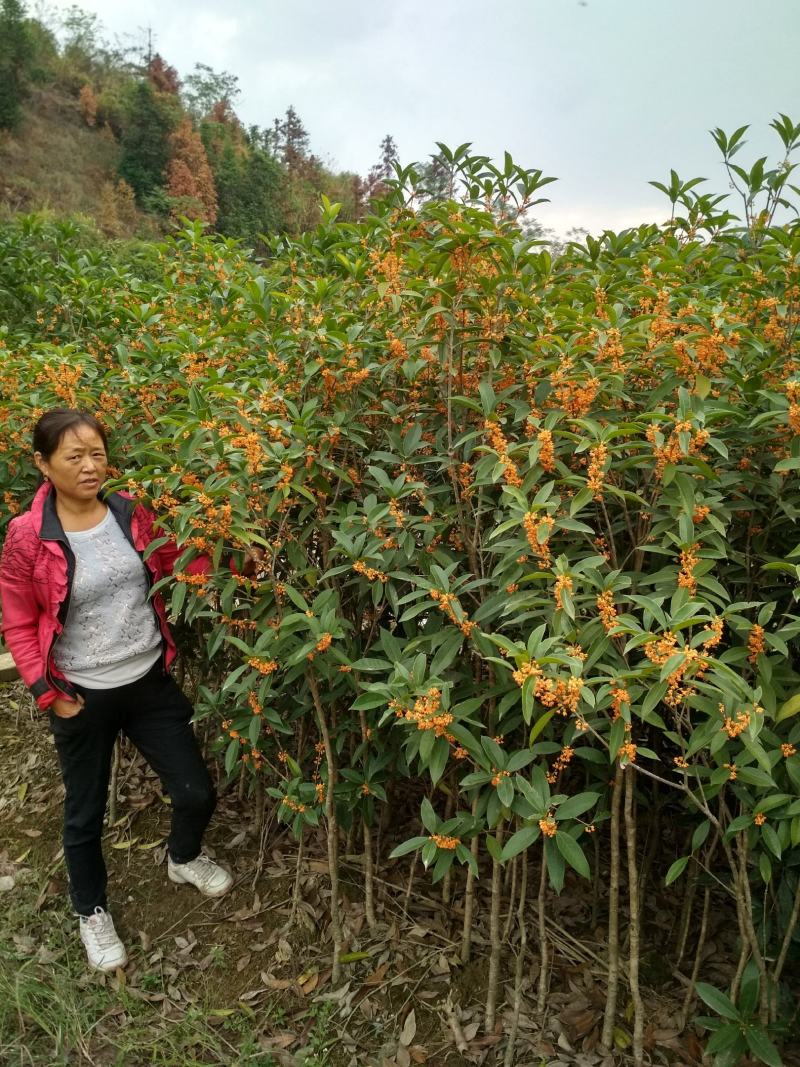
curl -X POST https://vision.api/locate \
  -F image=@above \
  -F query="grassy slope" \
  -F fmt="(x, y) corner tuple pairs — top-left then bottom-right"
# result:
(0, 87), (158, 237)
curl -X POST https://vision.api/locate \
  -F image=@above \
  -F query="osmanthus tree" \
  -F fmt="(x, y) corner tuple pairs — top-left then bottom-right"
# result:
(1, 116), (800, 1065)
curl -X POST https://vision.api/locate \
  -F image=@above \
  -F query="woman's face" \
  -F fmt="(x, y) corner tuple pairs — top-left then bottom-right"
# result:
(35, 426), (108, 504)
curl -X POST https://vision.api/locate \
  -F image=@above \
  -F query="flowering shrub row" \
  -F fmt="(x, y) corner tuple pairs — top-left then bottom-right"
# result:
(2, 124), (799, 1058)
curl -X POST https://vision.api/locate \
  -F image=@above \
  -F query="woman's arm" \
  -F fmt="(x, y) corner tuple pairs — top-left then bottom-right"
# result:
(0, 523), (60, 710)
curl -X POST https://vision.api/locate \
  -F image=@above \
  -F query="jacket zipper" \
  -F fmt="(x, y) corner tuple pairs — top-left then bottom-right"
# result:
(46, 541), (77, 701)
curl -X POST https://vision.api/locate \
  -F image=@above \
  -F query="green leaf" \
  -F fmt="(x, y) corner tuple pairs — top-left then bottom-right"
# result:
(761, 823), (781, 859)
(555, 830), (590, 878)
(706, 1024), (746, 1055)
(738, 960), (760, 1018)
(389, 836), (429, 859)
(420, 798), (437, 833)
(428, 736), (450, 786)
(501, 824), (541, 861)
(695, 983), (740, 1021)
(745, 1028), (783, 1067)
(556, 792), (599, 821)
(666, 856), (689, 885)
(776, 692), (800, 723)
(691, 821), (711, 852)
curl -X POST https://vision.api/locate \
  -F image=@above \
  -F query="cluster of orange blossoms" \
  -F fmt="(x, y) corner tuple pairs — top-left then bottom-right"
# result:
(484, 419), (522, 487)
(720, 707), (751, 739)
(786, 381), (800, 435)
(597, 327), (626, 373)
(610, 684), (630, 720)
(548, 357), (601, 418)
(754, 812), (767, 827)
(748, 624), (766, 663)
(782, 743), (797, 758)
(282, 795), (307, 814)
(678, 543), (700, 596)
(537, 428), (556, 471)
(391, 688), (454, 738)
(643, 631), (703, 707)
(587, 442), (609, 500)
(547, 745), (575, 784)
(512, 660), (584, 717)
(429, 589), (476, 637)
(597, 590), (618, 633)
(248, 657), (278, 675)
(491, 767), (510, 788)
(539, 817), (557, 838)
(646, 420), (710, 479)
(429, 834), (460, 850)
(553, 574), (573, 610)
(353, 559), (388, 583)
(175, 571), (209, 595)
(618, 739), (638, 763)
(388, 499), (404, 527)
(523, 511), (555, 566)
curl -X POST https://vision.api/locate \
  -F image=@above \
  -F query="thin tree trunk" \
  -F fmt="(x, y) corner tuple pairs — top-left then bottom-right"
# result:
(536, 845), (549, 1015)
(602, 770), (623, 1050)
(362, 815), (378, 932)
(624, 767), (644, 1066)
(288, 830), (305, 927)
(308, 671), (343, 984)
(681, 885), (711, 1028)
(771, 875), (800, 1020)
(503, 851), (529, 1067)
(484, 824), (504, 1033)
(502, 852), (518, 942)
(675, 843), (698, 965)
(403, 850), (418, 917)
(460, 794), (480, 964)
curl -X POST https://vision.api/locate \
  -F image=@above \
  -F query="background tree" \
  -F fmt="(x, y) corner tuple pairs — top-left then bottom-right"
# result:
(182, 62), (239, 121)
(202, 113), (284, 244)
(78, 82), (96, 125)
(363, 132), (399, 203)
(118, 78), (178, 204)
(147, 53), (180, 95)
(0, 0), (34, 131)
(165, 115), (217, 224)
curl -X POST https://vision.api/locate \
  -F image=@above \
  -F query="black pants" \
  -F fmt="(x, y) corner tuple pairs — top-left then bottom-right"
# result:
(49, 662), (216, 916)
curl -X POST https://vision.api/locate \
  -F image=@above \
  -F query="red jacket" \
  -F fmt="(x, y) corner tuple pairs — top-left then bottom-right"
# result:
(0, 482), (207, 710)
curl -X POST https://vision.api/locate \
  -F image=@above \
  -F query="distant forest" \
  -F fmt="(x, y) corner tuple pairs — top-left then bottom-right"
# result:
(0, 0), (464, 245)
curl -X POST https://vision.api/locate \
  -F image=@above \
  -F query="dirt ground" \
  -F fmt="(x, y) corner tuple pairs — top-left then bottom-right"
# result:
(0, 680), (795, 1067)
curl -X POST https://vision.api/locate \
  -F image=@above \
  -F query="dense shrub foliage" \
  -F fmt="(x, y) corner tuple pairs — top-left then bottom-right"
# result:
(2, 127), (800, 1062)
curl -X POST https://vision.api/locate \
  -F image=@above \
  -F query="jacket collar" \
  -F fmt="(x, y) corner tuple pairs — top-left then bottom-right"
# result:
(35, 481), (135, 542)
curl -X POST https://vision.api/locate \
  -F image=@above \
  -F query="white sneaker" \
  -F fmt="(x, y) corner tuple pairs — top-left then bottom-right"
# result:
(167, 852), (233, 897)
(79, 907), (128, 972)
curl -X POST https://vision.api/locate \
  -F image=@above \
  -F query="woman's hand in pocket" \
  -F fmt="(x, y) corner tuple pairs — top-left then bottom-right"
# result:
(52, 694), (85, 719)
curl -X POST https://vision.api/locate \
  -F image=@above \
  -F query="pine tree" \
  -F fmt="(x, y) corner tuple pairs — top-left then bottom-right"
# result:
(363, 133), (399, 205)
(118, 79), (177, 202)
(148, 54), (180, 95)
(279, 105), (310, 171)
(165, 116), (217, 224)
(0, 0), (34, 131)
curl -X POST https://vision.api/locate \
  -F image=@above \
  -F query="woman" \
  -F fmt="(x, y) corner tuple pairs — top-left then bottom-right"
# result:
(0, 408), (234, 972)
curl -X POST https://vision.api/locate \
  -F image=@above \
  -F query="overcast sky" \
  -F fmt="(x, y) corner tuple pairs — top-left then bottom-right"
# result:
(40, 0), (799, 236)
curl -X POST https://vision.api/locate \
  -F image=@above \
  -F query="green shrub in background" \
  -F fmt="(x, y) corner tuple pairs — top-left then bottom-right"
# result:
(1, 117), (799, 1065)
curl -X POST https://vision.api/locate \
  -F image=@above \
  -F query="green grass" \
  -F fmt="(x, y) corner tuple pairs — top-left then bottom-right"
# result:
(0, 905), (276, 1066)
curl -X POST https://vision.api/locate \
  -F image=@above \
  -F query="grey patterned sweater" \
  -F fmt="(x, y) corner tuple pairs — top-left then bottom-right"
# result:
(54, 508), (162, 688)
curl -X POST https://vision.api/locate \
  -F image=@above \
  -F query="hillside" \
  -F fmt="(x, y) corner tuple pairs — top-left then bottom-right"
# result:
(0, 87), (159, 237)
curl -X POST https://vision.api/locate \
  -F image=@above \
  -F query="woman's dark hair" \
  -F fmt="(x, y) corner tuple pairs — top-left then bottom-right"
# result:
(33, 408), (109, 460)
